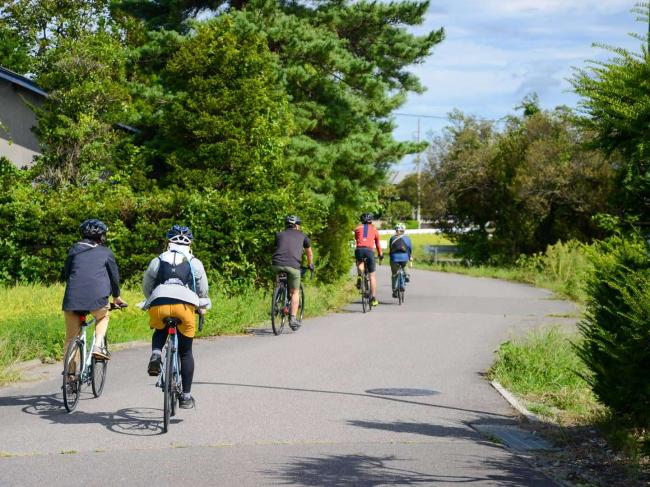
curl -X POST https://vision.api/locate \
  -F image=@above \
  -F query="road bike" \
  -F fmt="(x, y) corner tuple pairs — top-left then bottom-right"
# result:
(62, 302), (127, 412)
(359, 257), (373, 313)
(271, 267), (309, 335)
(157, 313), (205, 433)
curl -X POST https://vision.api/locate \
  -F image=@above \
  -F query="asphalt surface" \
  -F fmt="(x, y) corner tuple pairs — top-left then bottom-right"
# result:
(0, 266), (577, 486)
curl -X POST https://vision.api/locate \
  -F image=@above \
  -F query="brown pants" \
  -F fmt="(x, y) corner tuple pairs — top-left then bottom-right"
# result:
(63, 306), (109, 363)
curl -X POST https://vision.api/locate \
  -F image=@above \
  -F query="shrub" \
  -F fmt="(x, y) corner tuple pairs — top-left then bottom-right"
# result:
(577, 234), (650, 449)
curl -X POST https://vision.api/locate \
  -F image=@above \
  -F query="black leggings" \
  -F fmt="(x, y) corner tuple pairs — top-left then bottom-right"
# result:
(152, 329), (194, 394)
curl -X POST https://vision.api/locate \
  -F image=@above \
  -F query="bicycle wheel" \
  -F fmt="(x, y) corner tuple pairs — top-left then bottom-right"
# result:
(271, 285), (286, 335)
(91, 336), (108, 398)
(62, 339), (83, 412)
(163, 348), (173, 433)
(365, 274), (373, 311)
(361, 276), (369, 313)
(297, 285), (305, 322)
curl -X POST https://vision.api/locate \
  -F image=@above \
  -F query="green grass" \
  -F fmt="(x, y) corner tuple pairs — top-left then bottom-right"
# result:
(411, 240), (589, 303)
(0, 280), (355, 385)
(489, 326), (602, 424)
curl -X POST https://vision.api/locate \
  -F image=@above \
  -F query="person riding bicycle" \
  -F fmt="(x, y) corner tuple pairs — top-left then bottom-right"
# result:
(62, 219), (126, 361)
(389, 223), (413, 298)
(271, 215), (314, 330)
(354, 213), (384, 306)
(141, 225), (211, 409)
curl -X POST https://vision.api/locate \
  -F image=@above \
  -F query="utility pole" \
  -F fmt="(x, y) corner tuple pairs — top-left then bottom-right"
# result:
(416, 116), (421, 229)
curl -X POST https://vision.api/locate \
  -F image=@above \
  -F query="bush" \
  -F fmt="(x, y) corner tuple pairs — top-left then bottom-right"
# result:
(577, 234), (650, 449)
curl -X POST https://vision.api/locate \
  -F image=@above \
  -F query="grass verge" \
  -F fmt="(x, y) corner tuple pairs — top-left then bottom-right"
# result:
(0, 280), (356, 385)
(489, 325), (649, 476)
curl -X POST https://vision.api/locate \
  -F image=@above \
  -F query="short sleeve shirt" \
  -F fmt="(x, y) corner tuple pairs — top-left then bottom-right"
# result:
(272, 229), (311, 269)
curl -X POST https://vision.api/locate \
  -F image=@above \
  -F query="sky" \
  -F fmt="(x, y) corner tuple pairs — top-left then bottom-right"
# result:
(391, 0), (644, 179)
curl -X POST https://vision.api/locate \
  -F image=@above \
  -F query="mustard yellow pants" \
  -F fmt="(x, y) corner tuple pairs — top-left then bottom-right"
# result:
(148, 303), (197, 338)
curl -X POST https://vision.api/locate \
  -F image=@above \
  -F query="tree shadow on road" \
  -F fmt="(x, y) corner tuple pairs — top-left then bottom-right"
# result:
(0, 392), (173, 436)
(263, 450), (557, 486)
(263, 419), (558, 486)
(192, 381), (512, 419)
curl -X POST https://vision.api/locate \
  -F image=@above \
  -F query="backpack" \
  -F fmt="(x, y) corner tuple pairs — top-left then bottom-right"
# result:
(154, 251), (196, 292)
(390, 235), (408, 254)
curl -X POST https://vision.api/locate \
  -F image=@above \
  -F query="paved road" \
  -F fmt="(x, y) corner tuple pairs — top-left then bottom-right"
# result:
(0, 267), (576, 486)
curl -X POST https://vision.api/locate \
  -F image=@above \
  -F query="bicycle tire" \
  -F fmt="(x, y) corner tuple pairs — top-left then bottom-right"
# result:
(298, 284), (305, 322)
(271, 285), (285, 335)
(90, 336), (108, 397)
(365, 274), (373, 311)
(163, 347), (173, 433)
(361, 275), (369, 313)
(62, 339), (83, 412)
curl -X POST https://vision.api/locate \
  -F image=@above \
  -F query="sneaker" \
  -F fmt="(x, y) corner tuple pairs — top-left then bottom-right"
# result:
(92, 345), (111, 361)
(371, 297), (379, 306)
(405, 274), (411, 283)
(289, 317), (301, 331)
(147, 353), (162, 376)
(392, 290), (398, 298)
(179, 394), (195, 409)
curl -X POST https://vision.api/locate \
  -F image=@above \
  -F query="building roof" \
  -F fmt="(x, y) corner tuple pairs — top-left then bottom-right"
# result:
(0, 66), (48, 98)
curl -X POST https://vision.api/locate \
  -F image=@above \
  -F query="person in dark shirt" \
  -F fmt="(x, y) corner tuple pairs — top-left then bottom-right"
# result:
(62, 219), (126, 361)
(271, 215), (314, 329)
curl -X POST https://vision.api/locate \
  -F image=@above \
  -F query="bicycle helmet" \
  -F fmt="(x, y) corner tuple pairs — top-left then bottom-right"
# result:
(79, 219), (108, 238)
(166, 225), (194, 245)
(285, 215), (302, 227)
(360, 213), (373, 224)
(395, 223), (406, 233)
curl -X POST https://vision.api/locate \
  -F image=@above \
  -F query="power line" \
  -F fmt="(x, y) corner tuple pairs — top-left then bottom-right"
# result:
(393, 112), (505, 123)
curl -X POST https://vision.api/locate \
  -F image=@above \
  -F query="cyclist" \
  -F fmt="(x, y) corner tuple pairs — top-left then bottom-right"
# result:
(271, 215), (314, 330)
(141, 225), (211, 409)
(62, 219), (126, 361)
(389, 223), (413, 298)
(354, 213), (384, 306)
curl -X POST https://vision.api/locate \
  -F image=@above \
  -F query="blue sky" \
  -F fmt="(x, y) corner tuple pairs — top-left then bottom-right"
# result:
(392, 0), (644, 178)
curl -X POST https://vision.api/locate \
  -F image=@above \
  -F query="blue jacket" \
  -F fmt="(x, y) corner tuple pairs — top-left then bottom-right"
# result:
(389, 234), (412, 263)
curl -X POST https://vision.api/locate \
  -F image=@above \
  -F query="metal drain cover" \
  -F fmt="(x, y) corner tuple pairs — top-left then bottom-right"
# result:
(472, 424), (556, 451)
(365, 388), (439, 397)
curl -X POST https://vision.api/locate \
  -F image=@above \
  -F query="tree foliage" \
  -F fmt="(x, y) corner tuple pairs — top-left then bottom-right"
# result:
(571, 6), (650, 223)
(426, 104), (614, 262)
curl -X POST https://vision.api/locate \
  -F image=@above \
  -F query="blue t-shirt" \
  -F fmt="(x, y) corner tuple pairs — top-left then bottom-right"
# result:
(389, 235), (412, 263)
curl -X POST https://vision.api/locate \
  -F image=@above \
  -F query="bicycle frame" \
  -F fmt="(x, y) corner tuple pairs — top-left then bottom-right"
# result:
(157, 326), (181, 390)
(77, 315), (98, 382)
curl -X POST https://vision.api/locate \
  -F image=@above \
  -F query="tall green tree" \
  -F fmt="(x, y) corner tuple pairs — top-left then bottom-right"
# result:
(32, 31), (132, 186)
(117, 0), (443, 278)
(571, 5), (650, 224)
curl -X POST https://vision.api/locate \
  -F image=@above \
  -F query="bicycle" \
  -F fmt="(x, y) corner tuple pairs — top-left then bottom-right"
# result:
(157, 312), (205, 433)
(271, 267), (309, 335)
(358, 256), (373, 313)
(394, 263), (407, 305)
(62, 302), (127, 413)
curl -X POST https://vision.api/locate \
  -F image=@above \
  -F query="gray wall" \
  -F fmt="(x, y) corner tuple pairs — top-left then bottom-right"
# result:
(0, 81), (43, 168)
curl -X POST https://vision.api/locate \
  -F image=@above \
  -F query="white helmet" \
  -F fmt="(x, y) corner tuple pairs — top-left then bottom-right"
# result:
(395, 223), (406, 232)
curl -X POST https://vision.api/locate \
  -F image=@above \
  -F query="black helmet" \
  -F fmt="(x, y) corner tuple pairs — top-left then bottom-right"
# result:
(360, 213), (373, 224)
(80, 219), (108, 238)
(285, 215), (302, 227)
(166, 225), (193, 245)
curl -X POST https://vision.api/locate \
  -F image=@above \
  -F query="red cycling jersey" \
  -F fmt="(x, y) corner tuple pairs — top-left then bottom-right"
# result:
(354, 224), (382, 255)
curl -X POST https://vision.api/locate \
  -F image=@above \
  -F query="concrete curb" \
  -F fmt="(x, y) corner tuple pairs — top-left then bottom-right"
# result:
(490, 380), (543, 423)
